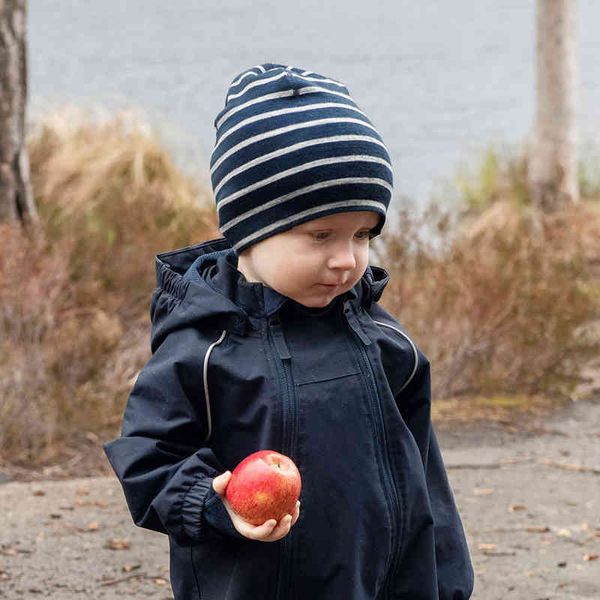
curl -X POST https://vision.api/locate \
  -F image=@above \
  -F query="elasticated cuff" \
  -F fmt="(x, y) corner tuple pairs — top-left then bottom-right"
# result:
(180, 476), (215, 542)
(202, 486), (246, 541)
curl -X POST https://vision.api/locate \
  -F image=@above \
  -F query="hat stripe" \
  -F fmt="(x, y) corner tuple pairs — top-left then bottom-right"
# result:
(213, 134), (391, 197)
(215, 86), (355, 130)
(231, 199), (387, 253)
(229, 68), (261, 89)
(227, 69), (347, 104)
(230, 64), (266, 88)
(214, 101), (366, 152)
(217, 155), (393, 210)
(219, 177), (392, 232)
(210, 116), (379, 176)
(226, 70), (287, 103)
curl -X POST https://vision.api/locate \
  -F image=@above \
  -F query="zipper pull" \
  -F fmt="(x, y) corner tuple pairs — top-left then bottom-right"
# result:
(269, 316), (291, 360)
(342, 301), (372, 346)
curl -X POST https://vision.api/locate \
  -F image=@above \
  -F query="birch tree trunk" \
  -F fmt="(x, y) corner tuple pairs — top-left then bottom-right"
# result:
(528, 0), (579, 212)
(0, 0), (37, 225)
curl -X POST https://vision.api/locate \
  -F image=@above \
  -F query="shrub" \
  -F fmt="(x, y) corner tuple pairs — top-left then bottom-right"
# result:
(0, 107), (219, 465)
(374, 148), (600, 402)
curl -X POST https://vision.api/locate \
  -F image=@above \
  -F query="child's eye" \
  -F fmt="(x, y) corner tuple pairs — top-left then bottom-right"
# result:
(311, 231), (372, 242)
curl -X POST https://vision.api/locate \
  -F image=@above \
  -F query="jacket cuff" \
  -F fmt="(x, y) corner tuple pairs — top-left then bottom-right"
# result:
(202, 485), (246, 541)
(180, 476), (216, 542)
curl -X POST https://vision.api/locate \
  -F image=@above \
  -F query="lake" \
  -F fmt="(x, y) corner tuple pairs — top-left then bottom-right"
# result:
(28, 0), (600, 225)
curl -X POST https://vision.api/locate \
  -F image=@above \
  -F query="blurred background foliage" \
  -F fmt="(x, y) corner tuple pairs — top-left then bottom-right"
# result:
(1, 108), (598, 467)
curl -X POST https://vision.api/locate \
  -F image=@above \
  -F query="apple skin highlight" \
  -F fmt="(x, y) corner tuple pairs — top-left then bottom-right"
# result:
(225, 450), (302, 526)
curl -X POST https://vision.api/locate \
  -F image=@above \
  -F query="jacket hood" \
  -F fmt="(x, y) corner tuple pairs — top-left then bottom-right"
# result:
(150, 236), (390, 348)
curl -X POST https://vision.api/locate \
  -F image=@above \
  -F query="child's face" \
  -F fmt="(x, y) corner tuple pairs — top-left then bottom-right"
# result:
(236, 211), (381, 308)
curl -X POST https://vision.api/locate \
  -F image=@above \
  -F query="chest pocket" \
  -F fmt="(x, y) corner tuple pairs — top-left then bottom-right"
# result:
(295, 354), (361, 387)
(284, 318), (362, 386)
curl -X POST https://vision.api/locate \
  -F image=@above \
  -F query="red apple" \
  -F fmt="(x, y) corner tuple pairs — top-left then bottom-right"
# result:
(225, 450), (302, 526)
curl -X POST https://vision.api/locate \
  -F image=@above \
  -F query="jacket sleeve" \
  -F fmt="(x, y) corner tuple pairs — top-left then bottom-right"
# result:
(395, 346), (475, 599)
(102, 327), (245, 546)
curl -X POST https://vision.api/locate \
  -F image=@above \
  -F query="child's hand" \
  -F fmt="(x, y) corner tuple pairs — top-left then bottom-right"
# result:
(211, 471), (300, 542)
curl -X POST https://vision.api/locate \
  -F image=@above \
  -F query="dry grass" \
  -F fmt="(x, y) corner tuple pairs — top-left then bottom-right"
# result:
(28, 106), (219, 320)
(430, 393), (567, 430)
(373, 148), (600, 404)
(1, 107), (219, 466)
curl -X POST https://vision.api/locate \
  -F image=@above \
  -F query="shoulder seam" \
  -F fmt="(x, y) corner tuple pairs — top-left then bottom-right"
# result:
(203, 329), (228, 444)
(372, 320), (419, 392)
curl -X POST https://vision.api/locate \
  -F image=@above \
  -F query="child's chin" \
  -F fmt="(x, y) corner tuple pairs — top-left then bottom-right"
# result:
(297, 294), (339, 309)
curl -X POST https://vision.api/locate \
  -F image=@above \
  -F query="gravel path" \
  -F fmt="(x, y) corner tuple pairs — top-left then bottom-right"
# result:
(1, 398), (599, 599)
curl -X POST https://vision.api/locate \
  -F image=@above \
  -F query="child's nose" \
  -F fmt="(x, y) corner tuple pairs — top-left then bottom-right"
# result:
(328, 248), (357, 272)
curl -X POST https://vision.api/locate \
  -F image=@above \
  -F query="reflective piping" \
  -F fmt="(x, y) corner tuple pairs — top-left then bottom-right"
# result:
(202, 330), (227, 444)
(373, 320), (419, 392)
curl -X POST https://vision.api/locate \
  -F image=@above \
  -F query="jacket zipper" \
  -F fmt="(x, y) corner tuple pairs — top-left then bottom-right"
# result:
(266, 314), (296, 600)
(342, 300), (403, 600)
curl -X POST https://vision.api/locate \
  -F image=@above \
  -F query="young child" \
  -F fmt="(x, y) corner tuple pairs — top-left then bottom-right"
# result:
(103, 63), (474, 600)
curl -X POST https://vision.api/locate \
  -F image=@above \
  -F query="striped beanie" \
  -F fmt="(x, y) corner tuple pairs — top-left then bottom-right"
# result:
(210, 63), (394, 255)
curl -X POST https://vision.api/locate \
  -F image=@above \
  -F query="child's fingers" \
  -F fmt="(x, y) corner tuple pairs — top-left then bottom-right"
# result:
(237, 517), (278, 540)
(264, 514), (293, 540)
(221, 498), (275, 541)
(237, 514), (292, 542)
(260, 504), (299, 539)
(291, 501), (301, 525)
(221, 495), (298, 541)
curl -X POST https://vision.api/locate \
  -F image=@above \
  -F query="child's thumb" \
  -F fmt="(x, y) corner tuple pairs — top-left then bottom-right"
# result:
(212, 471), (232, 494)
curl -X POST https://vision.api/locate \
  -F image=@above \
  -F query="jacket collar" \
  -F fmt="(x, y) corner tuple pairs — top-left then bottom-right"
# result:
(153, 236), (390, 338)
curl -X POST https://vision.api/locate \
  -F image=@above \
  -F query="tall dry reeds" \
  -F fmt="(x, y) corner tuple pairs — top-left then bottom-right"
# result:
(1, 107), (218, 465)
(28, 106), (219, 321)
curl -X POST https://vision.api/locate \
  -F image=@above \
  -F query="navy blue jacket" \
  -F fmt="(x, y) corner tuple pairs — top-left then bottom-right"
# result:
(103, 236), (474, 600)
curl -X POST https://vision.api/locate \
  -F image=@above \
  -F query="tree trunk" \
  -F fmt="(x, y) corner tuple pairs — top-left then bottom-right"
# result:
(0, 0), (37, 225)
(528, 0), (579, 212)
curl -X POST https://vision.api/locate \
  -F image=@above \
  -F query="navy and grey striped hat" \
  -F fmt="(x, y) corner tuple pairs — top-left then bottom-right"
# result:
(210, 63), (394, 254)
